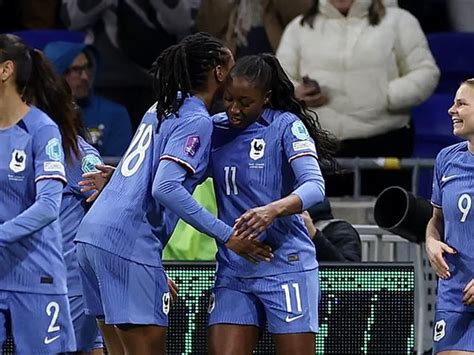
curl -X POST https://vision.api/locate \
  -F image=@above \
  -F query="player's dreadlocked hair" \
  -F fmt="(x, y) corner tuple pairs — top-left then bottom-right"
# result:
(150, 32), (231, 124)
(229, 53), (338, 170)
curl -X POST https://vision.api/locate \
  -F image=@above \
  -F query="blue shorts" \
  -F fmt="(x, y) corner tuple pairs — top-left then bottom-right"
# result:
(77, 242), (170, 326)
(433, 310), (474, 353)
(0, 290), (75, 354)
(208, 268), (319, 334)
(69, 295), (103, 351)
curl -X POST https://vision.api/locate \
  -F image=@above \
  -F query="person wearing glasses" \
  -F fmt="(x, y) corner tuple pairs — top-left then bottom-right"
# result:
(44, 41), (133, 157)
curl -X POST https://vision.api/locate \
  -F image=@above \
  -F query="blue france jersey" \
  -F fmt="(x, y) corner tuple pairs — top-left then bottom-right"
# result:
(76, 96), (212, 267)
(432, 142), (474, 312)
(211, 109), (318, 278)
(0, 107), (67, 294)
(60, 136), (102, 296)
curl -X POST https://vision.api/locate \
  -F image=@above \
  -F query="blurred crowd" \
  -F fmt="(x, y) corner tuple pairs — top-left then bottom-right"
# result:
(0, 0), (469, 198)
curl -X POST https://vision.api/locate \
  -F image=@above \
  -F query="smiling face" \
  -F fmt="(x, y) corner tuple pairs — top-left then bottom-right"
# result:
(223, 76), (270, 129)
(448, 82), (474, 141)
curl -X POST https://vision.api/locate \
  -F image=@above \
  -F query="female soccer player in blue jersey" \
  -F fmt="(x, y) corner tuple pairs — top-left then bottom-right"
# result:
(0, 34), (76, 353)
(427, 78), (474, 355)
(75, 33), (272, 355)
(207, 53), (337, 355)
(27, 69), (104, 353)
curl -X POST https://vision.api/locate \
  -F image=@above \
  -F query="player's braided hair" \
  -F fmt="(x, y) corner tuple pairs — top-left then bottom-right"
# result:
(150, 32), (231, 126)
(229, 53), (338, 170)
(0, 34), (80, 162)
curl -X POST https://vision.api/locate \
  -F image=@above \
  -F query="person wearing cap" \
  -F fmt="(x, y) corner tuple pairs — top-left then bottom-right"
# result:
(44, 41), (133, 157)
(302, 198), (361, 262)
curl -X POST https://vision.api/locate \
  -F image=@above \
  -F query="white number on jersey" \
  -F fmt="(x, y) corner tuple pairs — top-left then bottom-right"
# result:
(224, 166), (238, 196)
(458, 193), (472, 223)
(121, 124), (153, 177)
(281, 283), (302, 313)
(46, 301), (60, 333)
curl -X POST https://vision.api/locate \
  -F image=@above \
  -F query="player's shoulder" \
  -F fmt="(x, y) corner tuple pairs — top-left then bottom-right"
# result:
(139, 102), (159, 126)
(77, 136), (101, 161)
(179, 96), (211, 124)
(21, 106), (58, 135)
(436, 141), (467, 163)
(267, 110), (311, 143)
(264, 109), (300, 129)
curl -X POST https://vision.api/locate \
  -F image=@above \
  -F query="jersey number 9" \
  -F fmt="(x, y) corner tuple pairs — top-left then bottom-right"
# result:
(458, 193), (471, 223)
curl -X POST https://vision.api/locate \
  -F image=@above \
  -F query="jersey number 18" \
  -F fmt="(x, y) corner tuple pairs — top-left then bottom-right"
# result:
(121, 124), (153, 177)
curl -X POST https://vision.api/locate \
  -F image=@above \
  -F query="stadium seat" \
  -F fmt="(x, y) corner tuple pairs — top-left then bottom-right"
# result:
(412, 93), (461, 159)
(11, 29), (85, 50)
(412, 93), (462, 198)
(428, 32), (474, 94)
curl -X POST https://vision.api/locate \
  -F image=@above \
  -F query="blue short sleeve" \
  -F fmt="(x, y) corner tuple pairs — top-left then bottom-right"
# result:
(283, 118), (318, 163)
(33, 125), (67, 184)
(160, 115), (212, 175)
(79, 137), (103, 174)
(431, 151), (444, 208)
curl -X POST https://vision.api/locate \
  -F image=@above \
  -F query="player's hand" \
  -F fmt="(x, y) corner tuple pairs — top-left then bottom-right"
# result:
(79, 164), (115, 203)
(167, 277), (179, 304)
(295, 83), (319, 100)
(302, 211), (317, 239)
(425, 236), (456, 279)
(225, 232), (273, 263)
(301, 93), (329, 107)
(234, 204), (279, 239)
(463, 279), (474, 305)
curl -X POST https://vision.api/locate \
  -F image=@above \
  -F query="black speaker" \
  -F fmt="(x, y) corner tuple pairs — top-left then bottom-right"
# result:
(374, 186), (433, 243)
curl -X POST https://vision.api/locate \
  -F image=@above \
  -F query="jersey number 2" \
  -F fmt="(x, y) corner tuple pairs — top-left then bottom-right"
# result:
(46, 301), (60, 333)
(121, 124), (153, 177)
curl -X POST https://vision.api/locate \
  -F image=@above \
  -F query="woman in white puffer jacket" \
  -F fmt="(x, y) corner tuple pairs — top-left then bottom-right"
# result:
(277, 0), (440, 159)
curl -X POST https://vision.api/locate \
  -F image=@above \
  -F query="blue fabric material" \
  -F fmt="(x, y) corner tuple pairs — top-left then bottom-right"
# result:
(431, 141), (474, 314)
(210, 109), (320, 278)
(0, 179), (63, 245)
(208, 268), (320, 333)
(0, 291), (76, 353)
(153, 159), (233, 244)
(291, 155), (325, 210)
(0, 106), (67, 295)
(61, 136), (102, 297)
(76, 243), (170, 325)
(76, 97), (213, 267)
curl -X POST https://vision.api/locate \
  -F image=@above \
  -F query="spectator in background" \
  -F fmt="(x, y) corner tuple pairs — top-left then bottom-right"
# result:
(44, 41), (133, 157)
(196, 0), (312, 58)
(277, 0), (440, 196)
(60, 0), (198, 127)
(303, 199), (362, 262)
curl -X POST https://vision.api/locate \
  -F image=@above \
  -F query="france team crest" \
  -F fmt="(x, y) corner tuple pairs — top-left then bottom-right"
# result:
(250, 138), (265, 160)
(9, 149), (26, 173)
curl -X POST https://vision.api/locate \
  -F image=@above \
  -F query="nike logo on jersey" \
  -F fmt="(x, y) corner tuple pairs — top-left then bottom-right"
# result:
(285, 314), (304, 323)
(44, 335), (60, 345)
(441, 175), (458, 183)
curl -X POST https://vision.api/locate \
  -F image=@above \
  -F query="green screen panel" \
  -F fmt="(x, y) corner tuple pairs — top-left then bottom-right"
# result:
(2, 263), (414, 354)
(165, 262), (414, 355)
